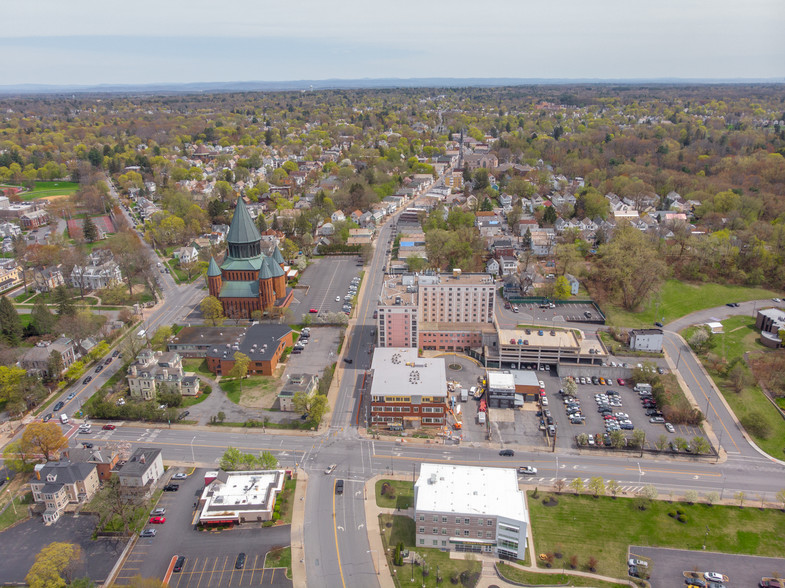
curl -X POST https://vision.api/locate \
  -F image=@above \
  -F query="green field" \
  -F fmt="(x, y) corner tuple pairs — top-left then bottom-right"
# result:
(3, 181), (80, 201)
(528, 492), (785, 579)
(604, 280), (781, 327)
(379, 514), (482, 588)
(221, 375), (278, 404)
(685, 315), (785, 459)
(183, 359), (215, 378)
(496, 563), (630, 588)
(375, 479), (414, 510)
(0, 492), (32, 532)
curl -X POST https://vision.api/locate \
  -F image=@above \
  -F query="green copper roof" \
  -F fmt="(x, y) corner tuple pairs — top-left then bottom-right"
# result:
(219, 280), (259, 298)
(258, 257), (273, 280)
(220, 256), (264, 271)
(266, 255), (285, 278)
(226, 199), (262, 245)
(271, 246), (285, 265)
(207, 257), (221, 277)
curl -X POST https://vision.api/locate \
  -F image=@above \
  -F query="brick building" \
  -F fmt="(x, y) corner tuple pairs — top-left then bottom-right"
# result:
(368, 347), (447, 429)
(205, 323), (293, 377)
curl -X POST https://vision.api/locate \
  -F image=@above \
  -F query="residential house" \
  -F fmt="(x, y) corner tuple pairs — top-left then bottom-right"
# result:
(330, 210), (346, 223)
(173, 246), (199, 265)
(498, 256), (518, 276)
(0, 259), (23, 291)
(117, 448), (164, 497)
(318, 222), (335, 236)
(20, 338), (77, 378)
(32, 265), (64, 292)
(70, 251), (122, 291)
(350, 210), (363, 224)
(0, 221), (21, 238)
(347, 228), (374, 245)
(126, 349), (200, 400)
(491, 238), (516, 259)
(566, 274), (580, 296)
(278, 373), (319, 412)
(529, 229), (555, 256)
(30, 460), (100, 524)
(486, 258), (500, 276)
(61, 446), (121, 482)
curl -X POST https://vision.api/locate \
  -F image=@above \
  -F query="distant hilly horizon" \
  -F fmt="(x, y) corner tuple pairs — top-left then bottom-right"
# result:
(1, 77), (784, 95)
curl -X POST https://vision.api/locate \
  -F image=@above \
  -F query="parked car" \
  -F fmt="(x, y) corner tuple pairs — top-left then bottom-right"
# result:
(151, 508), (166, 516)
(149, 516), (166, 524)
(235, 553), (246, 569)
(704, 573), (725, 583)
(174, 556), (185, 572)
(172, 473), (188, 480)
(104, 357), (112, 365)
(94, 365), (103, 373)
(343, 358), (353, 364)
(140, 529), (157, 538)
(309, 308), (318, 313)
(177, 411), (190, 420)
(66, 392), (75, 400)
(53, 401), (64, 411)
(649, 416), (665, 423)
(112, 350), (120, 357)
(654, 321), (664, 327)
(665, 423), (675, 433)
(163, 484), (179, 492)
(82, 442), (93, 449)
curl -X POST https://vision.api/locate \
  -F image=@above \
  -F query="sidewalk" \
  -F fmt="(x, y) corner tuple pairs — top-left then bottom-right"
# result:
(363, 474), (411, 588)
(290, 468), (308, 588)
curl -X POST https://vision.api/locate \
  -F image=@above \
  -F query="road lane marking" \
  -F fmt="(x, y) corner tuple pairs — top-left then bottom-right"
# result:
(333, 479), (347, 588)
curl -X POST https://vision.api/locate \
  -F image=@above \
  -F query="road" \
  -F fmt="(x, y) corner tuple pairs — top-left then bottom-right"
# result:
(8, 178), (785, 588)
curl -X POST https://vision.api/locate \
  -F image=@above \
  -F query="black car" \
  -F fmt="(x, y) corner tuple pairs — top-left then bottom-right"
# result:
(43, 413), (53, 422)
(82, 442), (94, 449)
(174, 556), (185, 572)
(53, 401), (64, 411)
(499, 449), (515, 456)
(163, 484), (179, 492)
(654, 321), (663, 328)
(726, 302), (740, 307)
(235, 553), (246, 569)
(335, 479), (344, 494)
(104, 357), (112, 365)
(82, 376), (93, 385)
(95, 365), (103, 373)
(343, 358), (353, 364)
(112, 350), (120, 358)
(177, 411), (190, 420)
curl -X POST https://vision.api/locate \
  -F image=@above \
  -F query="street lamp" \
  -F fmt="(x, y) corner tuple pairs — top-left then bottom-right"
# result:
(190, 436), (196, 464)
(367, 550), (379, 575)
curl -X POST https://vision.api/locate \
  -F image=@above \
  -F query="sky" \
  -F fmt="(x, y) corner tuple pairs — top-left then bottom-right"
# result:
(2, 0), (784, 86)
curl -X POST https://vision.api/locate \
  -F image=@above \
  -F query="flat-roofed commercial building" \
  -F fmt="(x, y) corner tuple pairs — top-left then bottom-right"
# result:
(489, 327), (606, 369)
(369, 347), (447, 428)
(486, 370), (517, 408)
(414, 463), (528, 559)
(198, 469), (286, 526)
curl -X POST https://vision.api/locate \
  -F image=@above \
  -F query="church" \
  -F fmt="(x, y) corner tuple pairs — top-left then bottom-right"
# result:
(207, 199), (294, 318)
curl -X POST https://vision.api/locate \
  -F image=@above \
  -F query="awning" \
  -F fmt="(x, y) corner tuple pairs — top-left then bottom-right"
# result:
(202, 519), (236, 524)
(448, 537), (495, 545)
(514, 394), (524, 406)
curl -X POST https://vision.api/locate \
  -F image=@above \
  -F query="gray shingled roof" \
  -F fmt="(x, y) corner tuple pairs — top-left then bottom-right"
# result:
(226, 199), (262, 245)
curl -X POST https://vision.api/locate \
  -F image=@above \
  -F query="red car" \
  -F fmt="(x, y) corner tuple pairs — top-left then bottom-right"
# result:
(102, 424), (116, 430)
(309, 308), (318, 313)
(617, 378), (626, 386)
(149, 516), (166, 524)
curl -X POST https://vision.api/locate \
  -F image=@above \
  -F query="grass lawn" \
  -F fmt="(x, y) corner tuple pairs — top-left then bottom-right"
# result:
(180, 393), (210, 408)
(14, 291), (37, 303)
(0, 492), (32, 532)
(18, 314), (32, 328)
(4, 181), (79, 200)
(528, 492), (785, 580)
(379, 514), (481, 588)
(277, 477), (297, 525)
(496, 563), (630, 588)
(604, 280), (781, 328)
(686, 315), (785, 459)
(264, 546), (292, 578)
(221, 375), (278, 404)
(375, 479), (414, 510)
(183, 359), (215, 378)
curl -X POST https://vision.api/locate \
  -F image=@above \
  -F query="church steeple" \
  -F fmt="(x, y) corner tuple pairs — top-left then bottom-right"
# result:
(226, 199), (262, 259)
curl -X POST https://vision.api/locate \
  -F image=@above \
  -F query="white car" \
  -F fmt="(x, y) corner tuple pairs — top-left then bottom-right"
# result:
(664, 422), (675, 433)
(335, 296), (341, 302)
(172, 473), (188, 480)
(773, 298), (782, 303)
(517, 466), (537, 475)
(704, 572), (724, 582)
(540, 396), (549, 406)
(324, 464), (337, 475)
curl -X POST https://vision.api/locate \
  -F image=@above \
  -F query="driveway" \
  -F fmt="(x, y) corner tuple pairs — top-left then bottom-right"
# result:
(0, 514), (123, 585)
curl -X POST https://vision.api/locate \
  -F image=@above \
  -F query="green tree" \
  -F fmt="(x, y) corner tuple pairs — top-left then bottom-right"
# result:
(29, 298), (56, 336)
(293, 391), (330, 427)
(259, 450), (278, 470)
(52, 285), (76, 317)
(82, 216), (98, 243)
(47, 350), (64, 382)
(569, 477), (584, 495)
(3, 439), (34, 473)
(473, 169), (489, 190)
(563, 377), (577, 397)
(522, 227), (532, 250)
(552, 275), (571, 300)
(220, 447), (244, 471)
(149, 326), (173, 349)
(406, 254), (426, 272)
(217, 411), (226, 423)
(200, 296), (224, 326)
(606, 479), (621, 497)
(0, 295), (23, 344)
(610, 430), (625, 448)
(591, 223), (668, 311)
(587, 477), (605, 497)
(26, 542), (82, 588)
(691, 436), (710, 455)
(227, 352), (250, 380)
(480, 197), (493, 212)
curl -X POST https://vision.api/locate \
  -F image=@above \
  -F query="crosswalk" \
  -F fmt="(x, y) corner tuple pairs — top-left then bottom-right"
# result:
(519, 476), (645, 494)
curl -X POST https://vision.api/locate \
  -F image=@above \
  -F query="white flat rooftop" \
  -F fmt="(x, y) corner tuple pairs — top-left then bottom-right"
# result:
(371, 348), (447, 398)
(415, 463), (528, 522)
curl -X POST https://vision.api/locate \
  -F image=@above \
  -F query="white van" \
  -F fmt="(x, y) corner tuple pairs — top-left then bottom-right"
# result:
(60, 414), (69, 424)
(477, 412), (486, 425)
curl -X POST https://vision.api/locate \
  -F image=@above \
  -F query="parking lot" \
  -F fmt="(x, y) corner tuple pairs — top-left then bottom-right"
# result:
(539, 372), (704, 451)
(168, 554), (290, 587)
(496, 300), (604, 327)
(114, 468), (291, 587)
(288, 257), (363, 322)
(632, 545), (785, 588)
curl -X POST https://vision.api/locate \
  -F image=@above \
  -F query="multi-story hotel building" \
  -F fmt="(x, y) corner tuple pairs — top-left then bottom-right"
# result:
(376, 271), (496, 352)
(414, 463), (528, 558)
(368, 347), (447, 428)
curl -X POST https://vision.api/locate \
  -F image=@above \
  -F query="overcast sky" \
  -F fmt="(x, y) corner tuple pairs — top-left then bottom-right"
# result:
(2, 0), (784, 86)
